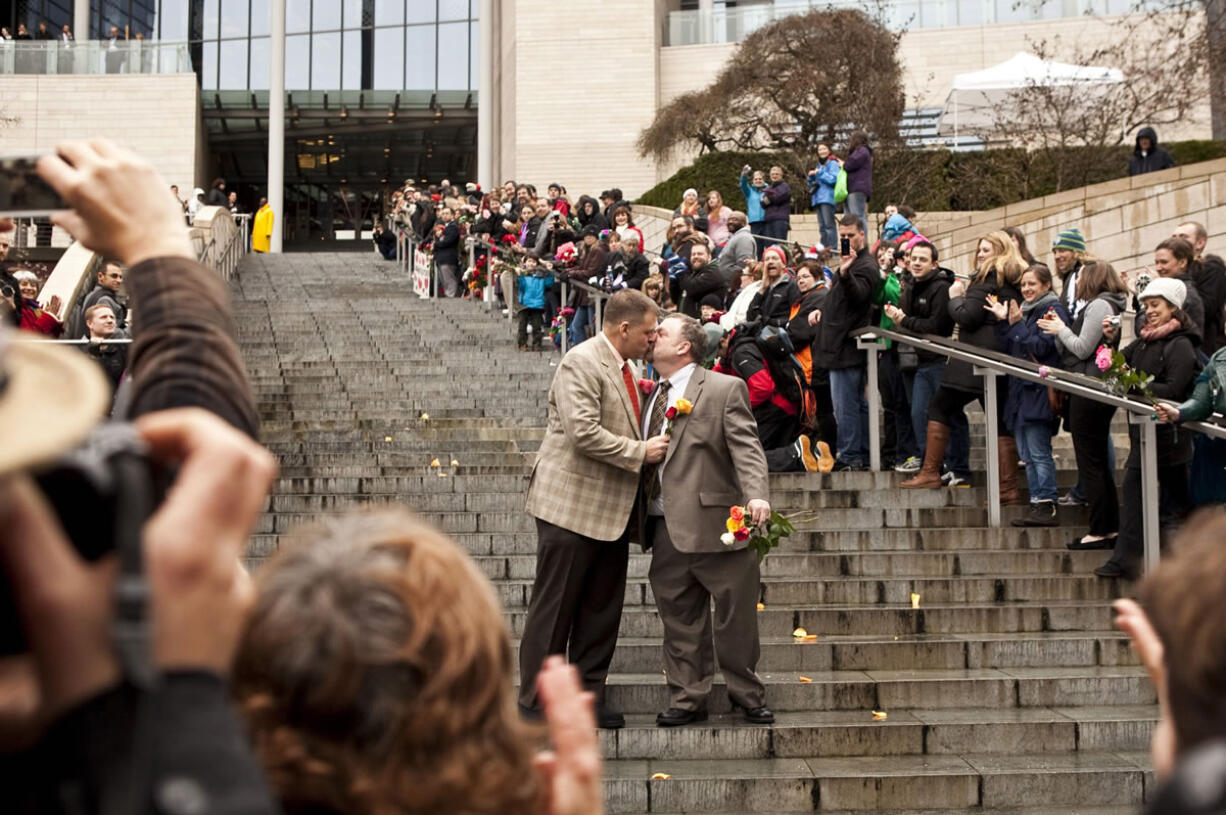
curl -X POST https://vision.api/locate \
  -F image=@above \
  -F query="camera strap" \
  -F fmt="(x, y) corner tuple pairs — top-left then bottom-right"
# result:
(111, 452), (158, 690)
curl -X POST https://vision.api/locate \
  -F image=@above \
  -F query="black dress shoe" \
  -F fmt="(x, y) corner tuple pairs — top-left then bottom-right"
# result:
(1094, 560), (1138, 580)
(596, 704), (625, 730)
(655, 707), (708, 727)
(1067, 535), (1116, 550)
(743, 705), (775, 724)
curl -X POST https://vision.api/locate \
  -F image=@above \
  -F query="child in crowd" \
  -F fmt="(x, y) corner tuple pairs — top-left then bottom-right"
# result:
(516, 254), (553, 351)
(699, 293), (724, 324)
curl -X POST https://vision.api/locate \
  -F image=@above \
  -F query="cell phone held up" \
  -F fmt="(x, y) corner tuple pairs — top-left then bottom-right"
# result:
(0, 153), (67, 218)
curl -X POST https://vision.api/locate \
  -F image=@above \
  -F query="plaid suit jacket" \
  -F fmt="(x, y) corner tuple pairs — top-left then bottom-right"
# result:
(525, 336), (648, 541)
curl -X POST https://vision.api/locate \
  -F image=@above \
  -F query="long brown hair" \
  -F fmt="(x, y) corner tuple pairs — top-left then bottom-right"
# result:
(1075, 259), (1129, 302)
(235, 510), (539, 815)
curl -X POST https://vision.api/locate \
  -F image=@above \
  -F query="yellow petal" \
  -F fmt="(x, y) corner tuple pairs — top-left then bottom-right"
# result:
(756, 602), (765, 611)
(450, 459), (460, 466)
(872, 710), (889, 720)
(430, 458), (440, 467)
(804, 634), (818, 641)
(420, 412), (430, 421)
(384, 436), (394, 442)
(798, 675), (813, 683)
(792, 627), (808, 639)
(910, 593), (921, 609)
(651, 773), (671, 780)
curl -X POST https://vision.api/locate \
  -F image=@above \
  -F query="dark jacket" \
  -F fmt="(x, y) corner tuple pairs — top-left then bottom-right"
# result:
(205, 188), (228, 207)
(1001, 295), (1070, 430)
(813, 248), (879, 370)
(433, 220), (460, 266)
(622, 252), (651, 290)
(569, 243), (607, 308)
(576, 196), (609, 230)
(1128, 126), (1176, 176)
(761, 181), (791, 223)
(676, 259), (727, 319)
(897, 268), (955, 365)
(844, 145), (873, 198)
(84, 329), (130, 394)
(1133, 274), (1205, 345)
(1190, 254), (1226, 353)
(1122, 322), (1200, 466)
(785, 286), (825, 349)
(942, 271), (1020, 393)
(747, 275), (801, 328)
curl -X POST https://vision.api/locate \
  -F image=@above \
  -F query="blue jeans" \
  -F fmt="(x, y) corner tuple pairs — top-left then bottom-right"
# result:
(829, 365), (869, 466)
(904, 363), (970, 474)
(569, 305), (593, 347)
(817, 203), (837, 250)
(844, 192), (867, 230)
(1015, 420), (1059, 502)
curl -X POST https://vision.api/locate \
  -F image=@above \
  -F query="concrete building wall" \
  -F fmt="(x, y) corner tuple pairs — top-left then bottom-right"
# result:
(0, 74), (202, 195)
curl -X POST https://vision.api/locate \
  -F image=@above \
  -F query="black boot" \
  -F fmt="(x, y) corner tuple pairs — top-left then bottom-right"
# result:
(1012, 500), (1058, 527)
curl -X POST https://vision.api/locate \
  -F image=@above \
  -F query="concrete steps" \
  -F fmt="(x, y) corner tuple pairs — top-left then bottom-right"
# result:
(232, 252), (1155, 814)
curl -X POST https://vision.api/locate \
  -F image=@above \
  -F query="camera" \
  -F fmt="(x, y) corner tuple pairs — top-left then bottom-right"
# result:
(0, 423), (167, 654)
(1136, 272), (1152, 293)
(1108, 315), (1121, 327)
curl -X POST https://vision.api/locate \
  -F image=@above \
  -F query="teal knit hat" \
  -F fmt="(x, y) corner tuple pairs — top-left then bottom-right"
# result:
(1052, 228), (1086, 253)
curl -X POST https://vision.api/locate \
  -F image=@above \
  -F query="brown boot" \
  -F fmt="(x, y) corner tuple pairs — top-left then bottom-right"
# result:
(998, 435), (1024, 506)
(900, 421), (948, 489)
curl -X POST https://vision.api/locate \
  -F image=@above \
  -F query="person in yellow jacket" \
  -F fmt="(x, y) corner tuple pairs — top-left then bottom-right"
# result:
(252, 198), (273, 253)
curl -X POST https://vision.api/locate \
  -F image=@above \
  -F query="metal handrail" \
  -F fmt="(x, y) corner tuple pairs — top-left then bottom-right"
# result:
(852, 324), (1225, 573)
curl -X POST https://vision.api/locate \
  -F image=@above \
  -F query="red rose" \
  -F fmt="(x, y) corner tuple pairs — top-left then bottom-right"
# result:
(733, 526), (751, 542)
(665, 406), (677, 420)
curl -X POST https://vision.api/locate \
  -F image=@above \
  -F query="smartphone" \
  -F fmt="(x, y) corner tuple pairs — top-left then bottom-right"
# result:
(0, 154), (65, 218)
(840, 237), (850, 256)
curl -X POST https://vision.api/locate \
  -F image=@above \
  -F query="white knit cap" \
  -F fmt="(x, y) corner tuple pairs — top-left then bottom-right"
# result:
(1139, 276), (1187, 310)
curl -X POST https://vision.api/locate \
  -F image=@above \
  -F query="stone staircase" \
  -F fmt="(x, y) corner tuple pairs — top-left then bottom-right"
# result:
(232, 252), (1156, 815)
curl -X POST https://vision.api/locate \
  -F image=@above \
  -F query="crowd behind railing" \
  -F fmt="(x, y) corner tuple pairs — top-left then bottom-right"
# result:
(0, 23), (190, 74)
(377, 151), (1226, 585)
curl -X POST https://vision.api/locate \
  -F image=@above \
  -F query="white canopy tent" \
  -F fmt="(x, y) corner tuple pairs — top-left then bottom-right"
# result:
(938, 52), (1124, 141)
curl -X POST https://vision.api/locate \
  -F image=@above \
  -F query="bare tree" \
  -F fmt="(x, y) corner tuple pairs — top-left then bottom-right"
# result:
(637, 8), (906, 178)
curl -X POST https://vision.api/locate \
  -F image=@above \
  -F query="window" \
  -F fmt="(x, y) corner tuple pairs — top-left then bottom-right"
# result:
(286, 0), (310, 33)
(406, 0), (437, 24)
(250, 0), (269, 36)
(203, 0), (220, 39)
(375, 0), (405, 25)
(436, 21), (468, 90)
(315, 0), (342, 32)
(157, 0), (189, 40)
(202, 39), (218, 88)
(342, 29), (361, 89)
(404, 23), (435, 90)
(374, 25), (404, 89)
(439, 0), (471, 21)
(221, 0), (249, 39)
(249, 35), (269, 89)
(312, 31), (340, 89)
(285, 33), (309, 89)
(218, 38), (248, 88)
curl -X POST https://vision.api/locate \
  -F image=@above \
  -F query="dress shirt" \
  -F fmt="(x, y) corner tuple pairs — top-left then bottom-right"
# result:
(642, 362), (697, 516)
(599, 330), (625, 369)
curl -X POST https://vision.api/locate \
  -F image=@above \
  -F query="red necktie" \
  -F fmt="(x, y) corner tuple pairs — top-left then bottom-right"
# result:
(621, 362), (641, 425)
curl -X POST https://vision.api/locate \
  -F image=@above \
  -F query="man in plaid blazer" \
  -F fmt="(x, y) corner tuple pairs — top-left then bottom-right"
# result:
(519, 288), (670, 729)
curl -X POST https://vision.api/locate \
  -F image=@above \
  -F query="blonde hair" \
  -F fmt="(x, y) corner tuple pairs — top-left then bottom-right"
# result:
(974, 231), (1026, 285)
(235, 510), (539, 815)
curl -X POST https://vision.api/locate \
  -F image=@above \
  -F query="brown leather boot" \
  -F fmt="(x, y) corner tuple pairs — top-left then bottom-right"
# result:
(900, 421), (948, 489)
(998, 435), (1024, 506)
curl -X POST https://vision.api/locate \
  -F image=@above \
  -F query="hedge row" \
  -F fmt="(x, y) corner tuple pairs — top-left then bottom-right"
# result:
(636, 140), (1226, 214)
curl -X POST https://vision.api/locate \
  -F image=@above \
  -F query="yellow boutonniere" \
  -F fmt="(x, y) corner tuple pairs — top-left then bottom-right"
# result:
(674, 398), (693, 415)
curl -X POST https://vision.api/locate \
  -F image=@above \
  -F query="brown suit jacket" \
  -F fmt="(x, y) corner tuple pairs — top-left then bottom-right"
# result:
(658, 367), (769, 553)
(525, 336), (649, 541)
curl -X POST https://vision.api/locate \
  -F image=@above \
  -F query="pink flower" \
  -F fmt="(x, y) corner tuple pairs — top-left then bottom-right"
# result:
(639, 378), (656, 395)
(1095, 346), (1113, 372)
(1037, 365), (1051, 379)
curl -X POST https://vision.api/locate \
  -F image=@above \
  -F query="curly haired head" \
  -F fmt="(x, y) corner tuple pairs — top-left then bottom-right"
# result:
(234, 510), (539, 815)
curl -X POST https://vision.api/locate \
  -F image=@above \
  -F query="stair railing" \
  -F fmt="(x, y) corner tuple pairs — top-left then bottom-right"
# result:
(853, 326), (1226, 574)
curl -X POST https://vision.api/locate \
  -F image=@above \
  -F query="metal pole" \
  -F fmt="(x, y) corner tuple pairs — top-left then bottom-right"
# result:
(1133, 413), (1161, 573)
(267, 0), (286, 253)
(477, 0), (494, 190)
(977, 367), (1001, 528)
(857, 337), (882, 472)
(74, 0), (89, 38)
(594, 294), (604, 334)
(560, 281), (570, 355)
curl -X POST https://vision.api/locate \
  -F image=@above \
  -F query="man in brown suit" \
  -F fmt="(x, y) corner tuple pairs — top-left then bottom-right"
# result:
(642, 313), (773, 726)
(519, 288), (670, 728)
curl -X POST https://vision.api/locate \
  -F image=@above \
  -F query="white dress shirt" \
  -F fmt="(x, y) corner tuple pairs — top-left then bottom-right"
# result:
(642, 362), (697, 516)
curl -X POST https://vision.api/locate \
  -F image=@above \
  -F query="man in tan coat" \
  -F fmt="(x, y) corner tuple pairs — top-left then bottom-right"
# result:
(519, 288), (669, 728)
(641, 313), (773, 726)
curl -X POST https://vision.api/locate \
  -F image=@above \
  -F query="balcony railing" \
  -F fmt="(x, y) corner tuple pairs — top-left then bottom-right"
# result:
(665, 0), (1146, 46)
(0, 40), (192, 76)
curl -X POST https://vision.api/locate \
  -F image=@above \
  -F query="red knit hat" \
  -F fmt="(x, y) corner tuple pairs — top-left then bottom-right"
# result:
(763, 245), (787, 263)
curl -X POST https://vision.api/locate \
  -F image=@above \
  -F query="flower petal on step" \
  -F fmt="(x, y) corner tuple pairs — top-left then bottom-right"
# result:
(798, 676), (813, 683)
(792, 627), (808, 639)
(756, 602), (765, 611)
(429, 458), (440, 467)
(651, 773), (671, 780)
(872, 710), (889, 720)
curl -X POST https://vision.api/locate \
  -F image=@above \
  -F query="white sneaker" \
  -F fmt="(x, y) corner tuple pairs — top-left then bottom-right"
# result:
(894, 456), (921, 474)
(942, 471), (969, 488)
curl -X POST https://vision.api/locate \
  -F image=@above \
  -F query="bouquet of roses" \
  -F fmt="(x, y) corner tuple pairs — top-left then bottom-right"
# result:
(1095, 344), (1155, 402)
(721, 505), (816, 563)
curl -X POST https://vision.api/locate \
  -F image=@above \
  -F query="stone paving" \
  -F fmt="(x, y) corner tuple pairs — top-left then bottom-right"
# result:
(234, 252), (1155, 814)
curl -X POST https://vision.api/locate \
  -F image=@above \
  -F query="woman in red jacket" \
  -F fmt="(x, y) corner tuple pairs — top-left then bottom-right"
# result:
(12, 269), (62, 336)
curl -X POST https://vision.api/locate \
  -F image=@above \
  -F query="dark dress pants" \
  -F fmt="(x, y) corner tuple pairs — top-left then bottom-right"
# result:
(648, 518), (765, 712)
(1068, 395), (1119, 537)
(517, 517), (630, 709)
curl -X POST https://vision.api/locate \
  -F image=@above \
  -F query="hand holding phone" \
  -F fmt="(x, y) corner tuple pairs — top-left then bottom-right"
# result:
(0, 155), (67, 218)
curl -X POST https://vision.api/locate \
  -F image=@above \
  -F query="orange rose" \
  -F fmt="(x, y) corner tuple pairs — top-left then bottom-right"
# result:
(729, 506), (745, 523)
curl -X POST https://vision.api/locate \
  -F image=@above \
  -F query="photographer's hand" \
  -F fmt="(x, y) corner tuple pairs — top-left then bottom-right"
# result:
(136, 408), (277, 673)
(37, 139), (194, 268)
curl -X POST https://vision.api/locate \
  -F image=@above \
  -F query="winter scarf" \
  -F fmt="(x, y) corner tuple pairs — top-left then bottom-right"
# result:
(1140, 317), (1183, 342)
